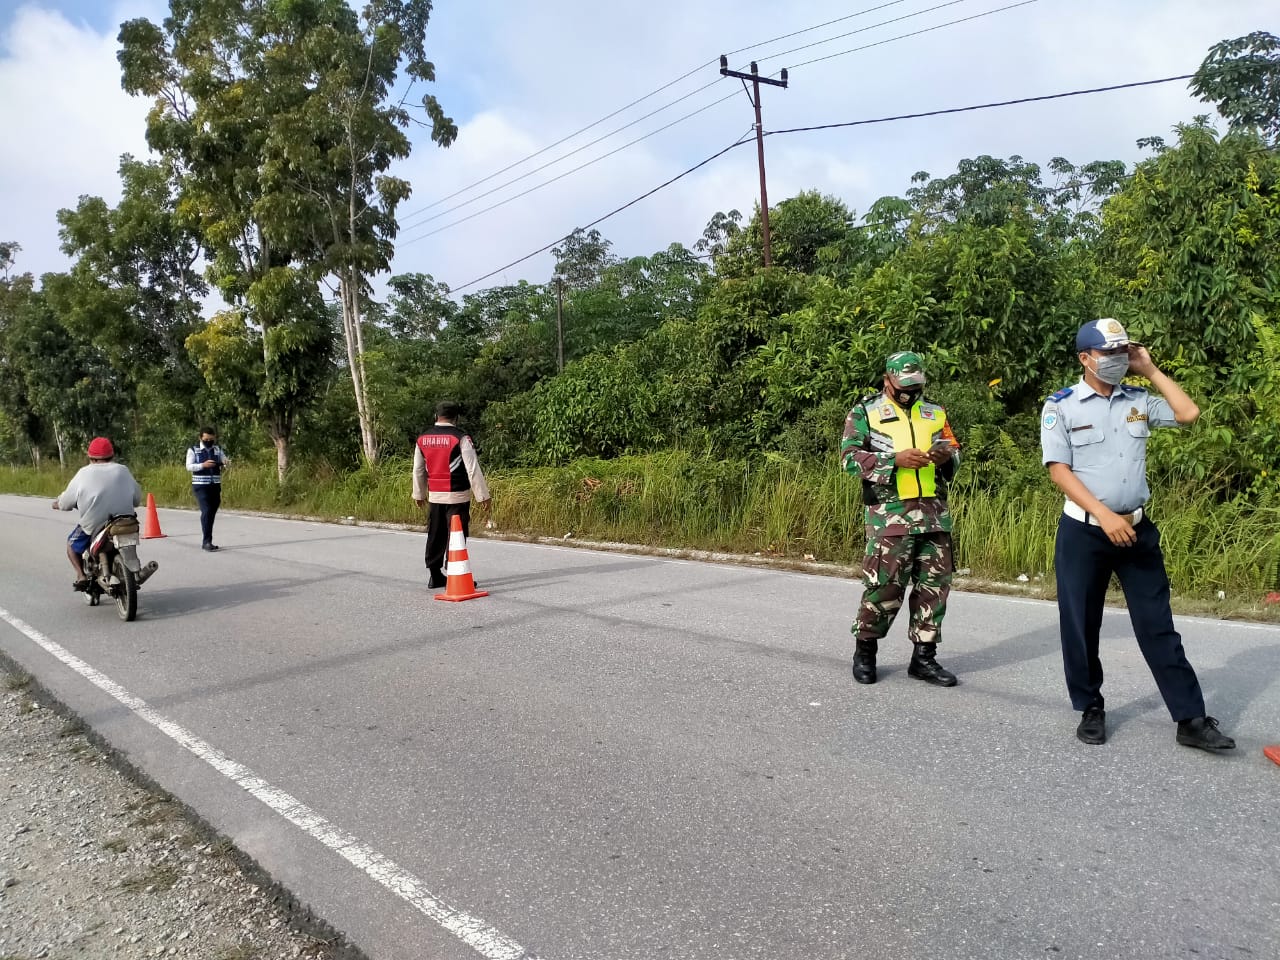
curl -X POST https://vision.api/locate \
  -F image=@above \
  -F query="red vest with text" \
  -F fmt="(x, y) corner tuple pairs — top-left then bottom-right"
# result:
(416, 425), (471, 493)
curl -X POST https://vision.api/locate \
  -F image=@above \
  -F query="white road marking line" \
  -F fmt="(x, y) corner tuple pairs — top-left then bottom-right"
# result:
(0, 605), (542, 960)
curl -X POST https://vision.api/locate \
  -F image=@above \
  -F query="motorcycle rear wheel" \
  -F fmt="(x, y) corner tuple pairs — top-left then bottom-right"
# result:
(112, 555), (138, 622)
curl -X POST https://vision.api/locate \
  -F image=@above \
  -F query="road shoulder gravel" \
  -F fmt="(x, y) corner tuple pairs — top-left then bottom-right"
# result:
(0, 664), (364, 960)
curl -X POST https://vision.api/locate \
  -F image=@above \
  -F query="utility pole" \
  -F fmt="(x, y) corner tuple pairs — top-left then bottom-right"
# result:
(554, 275), (565, 373)
(719, 56), (788, 267)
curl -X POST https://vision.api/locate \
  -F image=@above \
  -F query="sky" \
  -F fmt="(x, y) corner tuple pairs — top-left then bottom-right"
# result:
(1, 0), (1274, 301)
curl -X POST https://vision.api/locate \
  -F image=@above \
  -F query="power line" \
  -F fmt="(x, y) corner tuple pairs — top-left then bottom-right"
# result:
(403, 2), (1039, 241)
(400, 1), (949, 222)
(402, 66), (718, 219)
(446, 134), (756, 294)
(398, 99), (747, 246)
(399, 76), (729, 232)
(765, 75), (1193, 136)
(439, 73), (1189, 293)
(790, 0), (1041, 70)
(757, 0), (974, 64)
(725, 0), (916, 59)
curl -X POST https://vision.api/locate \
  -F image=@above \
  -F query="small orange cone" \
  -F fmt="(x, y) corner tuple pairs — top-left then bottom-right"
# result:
(141, 493), (166, 539)
(434, 514), (487, 602)
(1265, 745), (1280, 767)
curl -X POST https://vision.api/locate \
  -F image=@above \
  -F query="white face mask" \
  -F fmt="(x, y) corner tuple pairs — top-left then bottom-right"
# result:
(1088, 352), (1129, 385)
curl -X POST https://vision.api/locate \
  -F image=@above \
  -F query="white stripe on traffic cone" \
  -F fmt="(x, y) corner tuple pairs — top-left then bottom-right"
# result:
(435, 513), (488, 602)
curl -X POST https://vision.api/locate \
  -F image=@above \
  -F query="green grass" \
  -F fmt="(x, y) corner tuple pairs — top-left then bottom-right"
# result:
(6, 452), (1279, 617)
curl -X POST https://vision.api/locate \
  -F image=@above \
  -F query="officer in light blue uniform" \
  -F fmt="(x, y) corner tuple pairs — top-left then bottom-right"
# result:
(1040, 318), (1235, 753)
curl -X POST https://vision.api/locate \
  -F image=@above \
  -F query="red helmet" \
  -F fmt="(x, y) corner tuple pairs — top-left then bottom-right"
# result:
(86, 437), (115, 459)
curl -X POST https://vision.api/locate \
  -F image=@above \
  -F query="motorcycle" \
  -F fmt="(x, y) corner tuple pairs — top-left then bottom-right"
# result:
(80, 514), (159, 621)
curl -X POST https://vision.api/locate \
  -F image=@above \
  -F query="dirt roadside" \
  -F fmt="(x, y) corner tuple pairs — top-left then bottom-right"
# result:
(0, 666), (362, 960)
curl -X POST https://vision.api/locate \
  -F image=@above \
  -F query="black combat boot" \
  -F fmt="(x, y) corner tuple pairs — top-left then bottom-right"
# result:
(908, 642), (957, 687)
(851, 639), (877, 685)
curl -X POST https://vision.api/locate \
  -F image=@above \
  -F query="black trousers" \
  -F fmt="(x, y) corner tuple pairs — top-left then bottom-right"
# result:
(1054, 514), (1206, 721)
(425, 501), (470, 576)
(192, 484), (222, 545)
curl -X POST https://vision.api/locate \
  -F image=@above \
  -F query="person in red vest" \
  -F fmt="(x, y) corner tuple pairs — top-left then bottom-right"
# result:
(412, 401), (491, 589)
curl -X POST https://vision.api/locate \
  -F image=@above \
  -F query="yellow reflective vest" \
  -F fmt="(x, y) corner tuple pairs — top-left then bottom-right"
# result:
(864, 397), (952, 501)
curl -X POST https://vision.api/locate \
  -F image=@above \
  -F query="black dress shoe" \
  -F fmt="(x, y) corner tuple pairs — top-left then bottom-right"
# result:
(202, 543), (219, 552)
(907, 643), (957, 687)
(1076, 707), (1106, 745)
(1176, 716), (1236, 752)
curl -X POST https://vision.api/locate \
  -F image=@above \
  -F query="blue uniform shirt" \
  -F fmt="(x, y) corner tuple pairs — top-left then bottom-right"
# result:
(1040, 379), (1180, 512)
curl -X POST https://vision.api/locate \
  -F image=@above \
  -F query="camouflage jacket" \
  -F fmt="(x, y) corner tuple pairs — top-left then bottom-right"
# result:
(840, 392), (959, 538)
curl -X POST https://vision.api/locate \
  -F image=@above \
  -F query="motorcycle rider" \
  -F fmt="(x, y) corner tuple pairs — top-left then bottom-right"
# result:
(52, 437), (144, 590)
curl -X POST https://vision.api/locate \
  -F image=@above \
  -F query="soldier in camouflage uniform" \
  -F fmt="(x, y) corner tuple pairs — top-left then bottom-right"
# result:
(841, 352), (960, 686)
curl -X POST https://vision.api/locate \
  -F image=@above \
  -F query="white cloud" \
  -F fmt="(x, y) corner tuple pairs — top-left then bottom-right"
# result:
(0, 3), (153, 277)
(2, 0), (1275, 295)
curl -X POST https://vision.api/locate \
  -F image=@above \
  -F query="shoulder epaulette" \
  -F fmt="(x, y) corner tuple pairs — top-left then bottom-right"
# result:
(1047, 386), (1073, 403)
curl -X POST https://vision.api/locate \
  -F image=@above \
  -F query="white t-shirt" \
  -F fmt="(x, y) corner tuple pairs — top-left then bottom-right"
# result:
(55, 462), (144, 533)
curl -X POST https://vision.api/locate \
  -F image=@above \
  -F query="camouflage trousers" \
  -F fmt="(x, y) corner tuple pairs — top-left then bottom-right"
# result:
(853, 532), (954, 645)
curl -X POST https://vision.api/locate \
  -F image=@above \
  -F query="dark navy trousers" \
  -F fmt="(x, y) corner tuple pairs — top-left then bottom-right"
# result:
(192, 484), (222, 545)
(1054, 514), (1205, 721)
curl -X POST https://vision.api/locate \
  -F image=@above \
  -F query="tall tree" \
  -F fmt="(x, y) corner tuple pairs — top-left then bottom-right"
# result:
(50, 156), (207, 426)
(256, 0), (457, 463)
(118, 0), (453, 476)
(1192, 30), (1280, 144)
(0, 253), (122, 466)
(713, 192), (858, 279)
(1098, 121), (1280, 489)
(552, 228), (617, 290)
(0, 244), (45, 464)
(694, 209), (742, 262)
(906, 154), (1125, 238)
(384, 272), (457, 341)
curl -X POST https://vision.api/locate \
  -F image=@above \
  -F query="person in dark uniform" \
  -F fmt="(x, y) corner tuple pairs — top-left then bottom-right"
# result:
(186, 426), (229, 552)
(1040, 319), (1234, 752)
(412, 401), (491, 589)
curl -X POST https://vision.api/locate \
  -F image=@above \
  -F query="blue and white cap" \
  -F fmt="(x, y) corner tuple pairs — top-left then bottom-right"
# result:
(1076, 318), (1129, 352)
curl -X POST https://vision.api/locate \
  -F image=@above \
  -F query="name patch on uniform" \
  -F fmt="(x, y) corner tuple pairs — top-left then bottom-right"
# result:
(869, 435), (895, 453)
(1126, 407), (1148, 423)
(1042, 411), (1058, 429)
(1070, 424), (1094, 433)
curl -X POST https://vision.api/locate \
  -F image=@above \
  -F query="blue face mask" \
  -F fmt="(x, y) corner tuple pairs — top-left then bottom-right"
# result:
(1089, 353), (1129, 385)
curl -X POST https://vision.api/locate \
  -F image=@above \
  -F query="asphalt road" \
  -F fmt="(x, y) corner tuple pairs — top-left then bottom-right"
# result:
(1, 493), (1278, 960)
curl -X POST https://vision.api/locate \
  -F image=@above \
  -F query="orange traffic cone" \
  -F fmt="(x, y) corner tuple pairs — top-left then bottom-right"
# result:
(1265, 745), (1280, 767)
(434, 514), (488, 602)
(141, 493), (166, 539)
